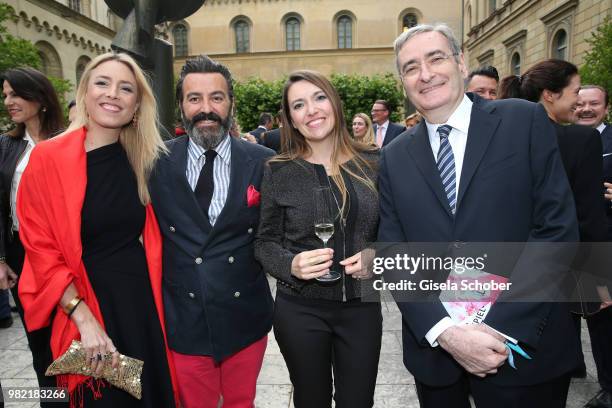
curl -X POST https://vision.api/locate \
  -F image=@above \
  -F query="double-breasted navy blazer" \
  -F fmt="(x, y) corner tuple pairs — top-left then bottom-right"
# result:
(150, 135), (274, 361)
(378, 94), (580, 387)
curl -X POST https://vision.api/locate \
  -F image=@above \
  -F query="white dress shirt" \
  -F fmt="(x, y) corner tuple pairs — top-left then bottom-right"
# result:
(597, 122), (606, 134)
(11, 131), (35, 231)
(186, 135), (232, 226)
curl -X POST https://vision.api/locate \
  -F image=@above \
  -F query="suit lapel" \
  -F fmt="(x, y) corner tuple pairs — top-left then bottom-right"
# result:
(205, 138), (255, 244)
(456, 99), (500, 208)
(166, 136), (212, 234)
(407, 121), (454, 217)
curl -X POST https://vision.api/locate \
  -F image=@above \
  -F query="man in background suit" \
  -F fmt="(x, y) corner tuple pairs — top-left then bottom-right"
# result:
(261, 111), (282, 153)
(371, 99), (406, 147)
(379, 24), (579, 407)
(247, 112), (273, 144)
(149, 55), (274, 408)
(576, 84), (612, 408)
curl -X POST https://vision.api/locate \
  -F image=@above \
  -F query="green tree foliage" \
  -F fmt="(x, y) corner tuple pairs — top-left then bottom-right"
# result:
(233, 73), (405, 132)
(580, 16), (612, 111)
(331, 73), (404, 126)
(233, 77), (285, 132)
(0, 3), (73, 131)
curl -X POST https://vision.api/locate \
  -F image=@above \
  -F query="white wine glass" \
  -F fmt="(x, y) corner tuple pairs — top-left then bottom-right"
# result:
(313, 186), (341, 282)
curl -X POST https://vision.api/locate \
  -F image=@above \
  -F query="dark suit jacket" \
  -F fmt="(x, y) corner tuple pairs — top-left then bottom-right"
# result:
(247, 126), (267, 144)
(374, 122), (406, 147)
(553, 122), (606, 315)
(149, 135), (274, 361)
(553, 122), (606, 242)
(600, 124), (612, 239)
(261, 128), (281, 153)
(378, 95), (580, 387)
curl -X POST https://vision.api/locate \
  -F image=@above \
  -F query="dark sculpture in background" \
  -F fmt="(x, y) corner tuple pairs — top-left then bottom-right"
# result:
(104, 0), (205, 138)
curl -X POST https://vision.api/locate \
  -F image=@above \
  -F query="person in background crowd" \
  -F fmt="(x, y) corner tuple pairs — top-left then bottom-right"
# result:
(466, 65), (499, 100)
(382, 24), (580, 408)
(16, 52), (178, 407)
(352, 112), (376, 145)
(255, 70), (381, 408)
(247, 112), (274, 144)
(149, 55), (274, 408)
(371, 99), (406, 147)
(0, 67), (65, 407)
(576, 84), (612, 408)
(404, 112), (422, 128)
(261, 110), (283, 153)
(501, 59), (608, 405)
(67, 99), (77, 124)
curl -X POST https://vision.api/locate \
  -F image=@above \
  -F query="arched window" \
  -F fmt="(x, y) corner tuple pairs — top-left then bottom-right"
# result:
(286, 18), (300, 51)
(489, 0), (496, 15)
(234, 20), (250, 53)
(553, 29), (568, 60)
(68, 0), (81, 12)
(337, 15), (352, 49)
(511, 52), (521, 75)
(35, 41), (63, 78)
(173, 24), (188, 57)
(76, 56), (91, 87)
(402, 13), (418, 30)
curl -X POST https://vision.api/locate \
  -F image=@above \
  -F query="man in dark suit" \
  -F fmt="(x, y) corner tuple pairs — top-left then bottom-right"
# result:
(149, 55), (274, 408)
(379, 24), (580, 407)
(576, 84), (612, 408)
(261, 127), (281, 153)
(371, 99), (406, 147)
(247, 112), (273, 144)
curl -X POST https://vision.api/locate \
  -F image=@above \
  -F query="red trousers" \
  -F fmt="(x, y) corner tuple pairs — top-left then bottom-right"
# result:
(171, 336), (267, 408)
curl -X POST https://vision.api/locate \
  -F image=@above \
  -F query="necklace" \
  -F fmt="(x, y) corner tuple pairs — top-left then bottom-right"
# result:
(326, 172), (349, 230)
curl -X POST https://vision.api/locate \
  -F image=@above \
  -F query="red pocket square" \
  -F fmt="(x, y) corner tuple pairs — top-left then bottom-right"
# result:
(247, 185), (261, 207)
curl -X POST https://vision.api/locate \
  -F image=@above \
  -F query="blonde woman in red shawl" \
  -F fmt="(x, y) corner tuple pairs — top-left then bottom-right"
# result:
(16, 52), (178, 407)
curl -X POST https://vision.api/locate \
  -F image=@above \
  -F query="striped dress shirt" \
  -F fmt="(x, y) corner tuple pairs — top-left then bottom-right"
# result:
(186, 134), (232, 226)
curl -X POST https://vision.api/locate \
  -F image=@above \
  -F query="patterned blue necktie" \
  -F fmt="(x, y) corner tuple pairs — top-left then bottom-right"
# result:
(436, 125), (456, 215)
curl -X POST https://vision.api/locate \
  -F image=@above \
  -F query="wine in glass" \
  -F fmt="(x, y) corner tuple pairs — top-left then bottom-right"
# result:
(313, 186), (341, 282)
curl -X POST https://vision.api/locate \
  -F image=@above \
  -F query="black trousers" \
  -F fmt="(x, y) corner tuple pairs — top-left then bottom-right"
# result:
(273, 292), (382, 408)
(587, 307), (612, 392)
(7, 233), (66, 408)
(415, 372), (571, 408)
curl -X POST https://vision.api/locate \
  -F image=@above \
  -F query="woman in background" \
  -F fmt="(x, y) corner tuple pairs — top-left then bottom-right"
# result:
(17, 52), (177, 407)
(351, 112), (375, 146)
(0, 67), (64, 406)
(500, 59), (608, 407)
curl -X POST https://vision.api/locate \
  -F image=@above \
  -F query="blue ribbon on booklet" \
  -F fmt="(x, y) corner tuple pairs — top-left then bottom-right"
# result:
(505, 341), (532, 369)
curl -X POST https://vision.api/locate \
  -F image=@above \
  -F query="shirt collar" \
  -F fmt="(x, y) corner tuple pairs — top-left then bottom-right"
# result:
(379, 120), (389, 129)
(23, 130), (35, 146)
(425, 94), (472, 137)
(188, 133), (232, 165)
(597, 122), (607, 134)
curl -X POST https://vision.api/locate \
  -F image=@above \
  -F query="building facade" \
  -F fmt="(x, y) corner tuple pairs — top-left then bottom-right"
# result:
(463, 0), (611, 78)
(171, 0), (462, 81)
(2, 0), (119, 91)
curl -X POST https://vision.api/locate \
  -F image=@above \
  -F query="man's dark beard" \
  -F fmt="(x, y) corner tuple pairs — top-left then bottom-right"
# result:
(183, 110), (232, 150)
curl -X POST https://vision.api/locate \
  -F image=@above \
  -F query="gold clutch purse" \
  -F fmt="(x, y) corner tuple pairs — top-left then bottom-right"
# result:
(46, 340), (144, 399)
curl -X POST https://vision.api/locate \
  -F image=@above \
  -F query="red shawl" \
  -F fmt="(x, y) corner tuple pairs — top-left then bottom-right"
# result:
(17, 127), (179, 407)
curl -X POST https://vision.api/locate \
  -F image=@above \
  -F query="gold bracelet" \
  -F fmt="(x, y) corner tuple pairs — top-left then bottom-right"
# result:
(64, 296), (82, 316)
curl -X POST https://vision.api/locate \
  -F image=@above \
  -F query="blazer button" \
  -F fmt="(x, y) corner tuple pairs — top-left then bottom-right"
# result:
(247, 227), (253, 234)
(188, 292), (195, 299)
(234, 291), (240, 298)
(195, 257), (203, 264)
(169, 226), (176, 232)
(228, 256), (235, 264)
